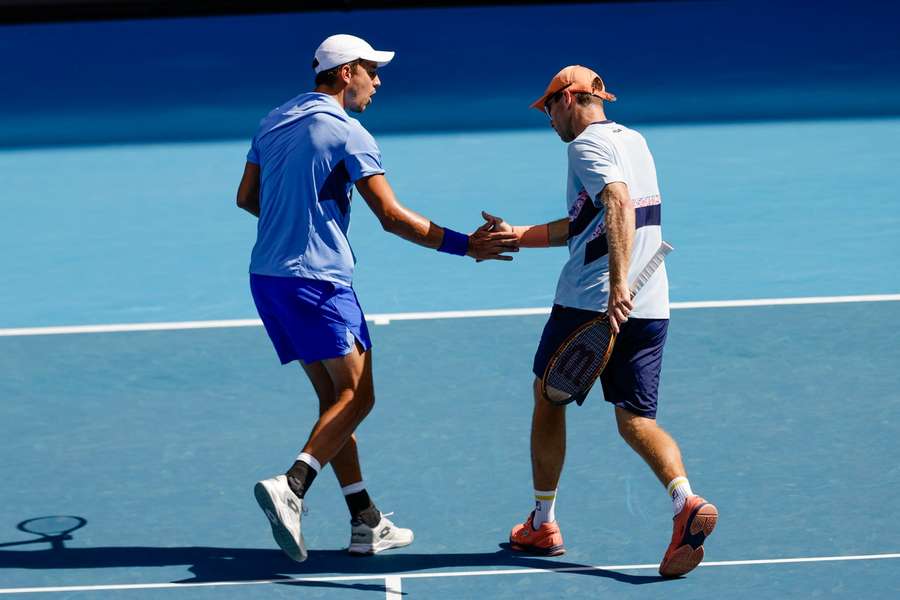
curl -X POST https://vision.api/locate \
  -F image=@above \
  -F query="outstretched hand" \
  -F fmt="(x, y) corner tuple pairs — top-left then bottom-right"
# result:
(467, 228), (518, 261)
(472, 211), (516, 262)
(478, 210), (512, 233)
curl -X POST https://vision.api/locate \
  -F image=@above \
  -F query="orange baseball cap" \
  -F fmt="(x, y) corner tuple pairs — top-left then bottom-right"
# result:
(530, 65), (616, 111)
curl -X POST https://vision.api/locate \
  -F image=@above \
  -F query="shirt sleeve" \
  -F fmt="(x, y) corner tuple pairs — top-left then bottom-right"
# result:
(344, 125), (385, 182)
(246, 135), (260, 165)
(568, 137), (625, 206)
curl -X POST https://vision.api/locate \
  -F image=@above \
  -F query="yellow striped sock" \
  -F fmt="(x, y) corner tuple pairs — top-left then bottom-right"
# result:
(533, 489), (557, 526)
(666, 476), (689, 496)
(666, 476), (693, 514)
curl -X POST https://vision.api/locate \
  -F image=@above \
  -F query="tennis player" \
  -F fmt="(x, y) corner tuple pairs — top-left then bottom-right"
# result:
(236, 34), (518, 562)
(484, 66), (717, 577)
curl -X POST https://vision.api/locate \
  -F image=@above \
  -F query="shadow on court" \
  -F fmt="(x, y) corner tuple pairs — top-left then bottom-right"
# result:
(0, 517), (666, 589)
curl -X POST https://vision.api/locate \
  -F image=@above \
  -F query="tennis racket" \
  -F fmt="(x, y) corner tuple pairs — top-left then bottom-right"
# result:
(541, 241), (673, 406)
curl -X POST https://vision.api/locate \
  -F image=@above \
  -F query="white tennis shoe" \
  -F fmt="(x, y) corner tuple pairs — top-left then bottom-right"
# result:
(348, 508), (414, 555)
(254, 475), (307, 562)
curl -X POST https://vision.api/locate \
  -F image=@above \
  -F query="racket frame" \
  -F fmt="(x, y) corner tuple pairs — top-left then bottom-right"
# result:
(542, 314), (616, 406)
(540, 241), (674, 406)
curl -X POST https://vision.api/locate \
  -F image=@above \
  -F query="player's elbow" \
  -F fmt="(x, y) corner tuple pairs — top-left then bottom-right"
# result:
(601, 182), (631, 212)
(378, 212), (403, 235)
(236, 192), (260, 216)
(379, 217), (396, 233)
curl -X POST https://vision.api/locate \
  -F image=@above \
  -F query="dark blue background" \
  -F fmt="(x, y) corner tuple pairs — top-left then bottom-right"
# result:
(1, 0), (898, 146)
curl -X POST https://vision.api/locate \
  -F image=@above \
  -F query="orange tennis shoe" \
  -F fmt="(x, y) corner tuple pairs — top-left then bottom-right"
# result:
(509, 511), (566, 556)
(659, 495), (718, 577)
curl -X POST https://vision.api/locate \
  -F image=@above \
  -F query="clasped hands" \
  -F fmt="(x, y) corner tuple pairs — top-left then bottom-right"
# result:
(467, 211), (517, 262)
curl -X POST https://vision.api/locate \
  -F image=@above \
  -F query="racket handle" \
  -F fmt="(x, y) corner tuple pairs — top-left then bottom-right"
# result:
(629, 241), (673, 298)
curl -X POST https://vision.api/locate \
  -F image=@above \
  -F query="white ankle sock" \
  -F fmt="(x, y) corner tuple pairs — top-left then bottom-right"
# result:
(533, 489), (557, 527)
(296, 452), (321, 473)
(341, 480), (366, 496)
(666, 476), (693, 514)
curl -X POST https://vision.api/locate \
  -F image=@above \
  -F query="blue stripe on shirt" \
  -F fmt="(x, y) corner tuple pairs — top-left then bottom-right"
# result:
(584, 204), (661, 265)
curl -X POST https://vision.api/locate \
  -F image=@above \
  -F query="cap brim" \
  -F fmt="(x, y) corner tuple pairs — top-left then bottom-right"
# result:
(360, 49), (395, 67)
(529, 82), (571, 112)
(529, 94), (550, 111)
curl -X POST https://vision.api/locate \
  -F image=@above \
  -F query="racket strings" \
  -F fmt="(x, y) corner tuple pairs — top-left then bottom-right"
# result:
(546, 324), (614, 395)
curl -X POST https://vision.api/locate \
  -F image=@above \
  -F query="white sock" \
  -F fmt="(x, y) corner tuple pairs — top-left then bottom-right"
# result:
(296, 452), (321, 473)
(533, 489), (557, 527)
(667, 476), (693, 514)
(341, 480), (366, 496)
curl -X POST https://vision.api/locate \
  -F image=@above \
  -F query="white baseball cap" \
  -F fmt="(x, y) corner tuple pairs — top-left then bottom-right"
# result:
(313, 34), (395, 74)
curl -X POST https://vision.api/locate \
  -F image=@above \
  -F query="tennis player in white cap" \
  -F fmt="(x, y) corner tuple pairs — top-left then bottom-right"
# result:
(236, 34), (518, 562)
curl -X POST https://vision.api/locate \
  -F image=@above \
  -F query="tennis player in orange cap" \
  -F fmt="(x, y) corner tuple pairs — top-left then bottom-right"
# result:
(481, 65), (717, 577)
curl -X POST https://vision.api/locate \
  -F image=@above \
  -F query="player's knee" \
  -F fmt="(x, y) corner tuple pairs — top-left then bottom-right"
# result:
(532, 378), (559, 407)
(334, 385), (374, 418)
(616, 409), (650, 442)
(533, 379), (567, 421)
(352, 387), (375, 417)
(532, 379), (549, 409)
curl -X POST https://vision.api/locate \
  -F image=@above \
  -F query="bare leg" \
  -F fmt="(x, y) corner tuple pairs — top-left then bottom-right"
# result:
(628, 407), (718, 577)
(509, 379), (567, 553)
(531, 378), (567, 490)
(615, 406), (686, 486)
(300, 360), (364, 487)
(298, 342), (375, 467)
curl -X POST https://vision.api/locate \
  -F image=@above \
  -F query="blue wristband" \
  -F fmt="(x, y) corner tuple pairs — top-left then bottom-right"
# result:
(437, 228), (469, 256)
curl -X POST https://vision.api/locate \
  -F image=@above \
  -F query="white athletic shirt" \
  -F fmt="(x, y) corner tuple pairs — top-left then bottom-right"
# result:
(554, 121), (670, 319)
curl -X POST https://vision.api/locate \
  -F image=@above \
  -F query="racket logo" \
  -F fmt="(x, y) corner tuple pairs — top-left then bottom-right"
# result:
(560, 343), (596, 383)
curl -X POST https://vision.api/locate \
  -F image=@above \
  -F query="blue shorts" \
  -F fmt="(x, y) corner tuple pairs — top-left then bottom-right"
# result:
(250, 274), (372, 365)
(533, 305), (668, 418)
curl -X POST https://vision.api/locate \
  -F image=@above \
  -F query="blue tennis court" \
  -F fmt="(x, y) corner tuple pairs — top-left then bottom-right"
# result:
(2, 115), (899, 598)
(2, 1), (900, 598)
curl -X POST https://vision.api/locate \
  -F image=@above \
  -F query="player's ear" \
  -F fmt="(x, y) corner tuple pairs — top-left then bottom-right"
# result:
(340, 63), (353, 84)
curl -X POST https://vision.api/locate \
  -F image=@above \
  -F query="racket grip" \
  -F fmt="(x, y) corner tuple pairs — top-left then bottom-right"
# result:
(629, 241), (673, 298)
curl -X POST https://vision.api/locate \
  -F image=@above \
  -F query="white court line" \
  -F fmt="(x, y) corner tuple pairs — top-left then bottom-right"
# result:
(384, 575), (402, 599)
(0, 552), (897, 595)
(1, 294), (899, 337)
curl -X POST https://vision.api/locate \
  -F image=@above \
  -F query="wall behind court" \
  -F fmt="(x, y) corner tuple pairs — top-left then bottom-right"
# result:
(1, 0), (898, 147)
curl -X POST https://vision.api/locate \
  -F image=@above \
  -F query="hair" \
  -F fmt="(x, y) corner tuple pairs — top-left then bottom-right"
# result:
(312, 58), (360, 86)
(573, 77), (607, 106)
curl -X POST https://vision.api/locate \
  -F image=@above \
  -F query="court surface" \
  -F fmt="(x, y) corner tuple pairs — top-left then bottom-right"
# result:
(1, 117), (899, 598)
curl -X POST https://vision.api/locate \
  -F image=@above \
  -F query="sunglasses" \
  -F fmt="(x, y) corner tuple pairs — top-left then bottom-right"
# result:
(544, 90), (607, 117)
(543, 91), (563, 117)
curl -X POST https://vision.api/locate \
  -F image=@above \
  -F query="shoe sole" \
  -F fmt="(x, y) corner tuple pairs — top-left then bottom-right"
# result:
(348, 533), (415, 555)
(659, 503), (718, 577)
(254, 480), (307, 563)
(509, 541), (566, 557)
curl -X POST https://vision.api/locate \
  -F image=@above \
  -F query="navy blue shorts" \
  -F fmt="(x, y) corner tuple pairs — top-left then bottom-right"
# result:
(533, 305), (668, 418)
(250, 274), (372, 365)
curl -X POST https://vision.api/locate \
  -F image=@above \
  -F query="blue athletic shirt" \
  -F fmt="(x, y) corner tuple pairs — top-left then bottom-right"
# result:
(246, 92), (384, 285)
